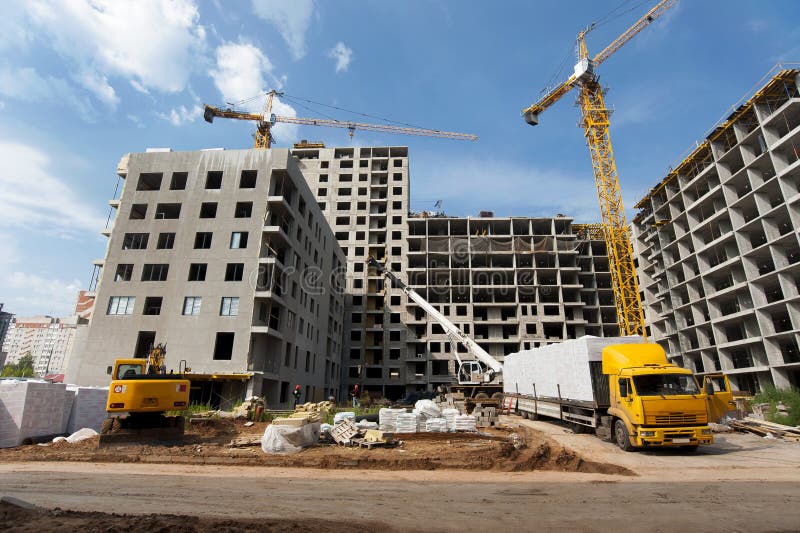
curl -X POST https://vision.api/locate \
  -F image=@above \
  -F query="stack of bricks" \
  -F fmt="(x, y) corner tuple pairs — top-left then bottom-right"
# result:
(474, 405), (498, 428)
(0, 381), (68, 448)
(441, 392), (466, 413)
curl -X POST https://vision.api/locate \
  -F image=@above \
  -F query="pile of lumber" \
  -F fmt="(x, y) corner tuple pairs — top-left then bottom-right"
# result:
(728, 417), (800, 441)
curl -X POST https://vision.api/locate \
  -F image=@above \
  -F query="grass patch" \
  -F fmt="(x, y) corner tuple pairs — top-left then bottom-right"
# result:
(752, 386), (800, 426)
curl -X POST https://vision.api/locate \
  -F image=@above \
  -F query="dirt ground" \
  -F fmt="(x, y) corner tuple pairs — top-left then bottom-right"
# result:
(0, 418), (632, 475)
(1, 415), (799, 531)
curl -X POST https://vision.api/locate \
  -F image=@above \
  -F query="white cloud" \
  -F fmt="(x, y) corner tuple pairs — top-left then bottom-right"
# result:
(209, 41), (298, 143)
(251, 0), (314, 60)
(747, 19), (768, 33)
(158, 104), (204, 126)
(4, 271), (83, 318)
(328, 42), (353, 73)
(0, 65), (97, 119)
(21, 0), (206, 106)
(0, 140), (106, 237)
(210, 42), (273, 105)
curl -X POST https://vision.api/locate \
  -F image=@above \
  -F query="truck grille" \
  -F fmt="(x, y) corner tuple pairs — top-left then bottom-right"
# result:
(647, 412), (707, 425)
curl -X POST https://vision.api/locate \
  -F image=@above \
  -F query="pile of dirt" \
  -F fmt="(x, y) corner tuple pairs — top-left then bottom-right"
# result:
(0, 419), (633, 475)
(0, 501), (397, 533)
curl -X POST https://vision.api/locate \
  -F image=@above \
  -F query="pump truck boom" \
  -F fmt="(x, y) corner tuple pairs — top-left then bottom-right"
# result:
(368, 257), (503, 398)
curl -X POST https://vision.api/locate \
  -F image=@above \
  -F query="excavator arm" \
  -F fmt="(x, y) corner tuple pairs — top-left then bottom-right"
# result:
(367, 257), (503, 380)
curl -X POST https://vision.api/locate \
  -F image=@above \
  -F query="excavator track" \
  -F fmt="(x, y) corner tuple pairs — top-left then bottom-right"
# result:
(99, 414), (184, 446)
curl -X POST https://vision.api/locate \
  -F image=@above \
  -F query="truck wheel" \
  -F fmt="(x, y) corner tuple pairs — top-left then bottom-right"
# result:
(491, 392), (503, 400)
(614, 420), (635, 452)
(475, 392), (489, 400)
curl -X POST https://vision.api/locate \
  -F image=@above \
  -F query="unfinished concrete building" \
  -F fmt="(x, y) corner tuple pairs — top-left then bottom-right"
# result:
(632, 67), (800, 393)
(68, 148), (347, 408)
(291, 145), (410, 399)
(401, 217), (619, 392)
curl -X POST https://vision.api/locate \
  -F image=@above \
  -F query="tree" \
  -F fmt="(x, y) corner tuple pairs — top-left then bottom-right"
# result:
(0, 353), (36, 378)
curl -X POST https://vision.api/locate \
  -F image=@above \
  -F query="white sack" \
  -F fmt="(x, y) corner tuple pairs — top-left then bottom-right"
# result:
(261, 422), (321, 454)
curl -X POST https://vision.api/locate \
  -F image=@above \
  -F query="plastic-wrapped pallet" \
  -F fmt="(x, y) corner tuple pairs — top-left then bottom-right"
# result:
(412, 409), (427, 431)
(414, 399), (442, 419)
(261, 422), (321, 454)
(0, 380), (68, 448)
(442, 408), (460, 431)
(395, 412), (419, 434)
(379, 408), (404, 432)
(356, 420), (378, 430)
(333, 411), (355, 425)
(454, 414), (477, 432)
(65, 386), (109, 433)
(425, 417), (448, 433)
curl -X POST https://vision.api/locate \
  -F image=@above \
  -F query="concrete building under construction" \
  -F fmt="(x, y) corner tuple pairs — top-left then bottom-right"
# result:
(632, 67), (800, 393)
(68, 148), (347, 407)
(291, 144), (619, 398)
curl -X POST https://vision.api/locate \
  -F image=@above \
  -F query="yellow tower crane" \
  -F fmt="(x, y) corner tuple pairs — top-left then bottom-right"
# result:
(521, 0), (677, 338)
(204, 90), (478, 148)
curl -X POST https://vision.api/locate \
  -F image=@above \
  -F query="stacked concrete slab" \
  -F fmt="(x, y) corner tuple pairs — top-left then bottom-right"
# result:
(503, 336), (643, 401)
(65, 386), (108, 433)
(0, 380), (67, 448)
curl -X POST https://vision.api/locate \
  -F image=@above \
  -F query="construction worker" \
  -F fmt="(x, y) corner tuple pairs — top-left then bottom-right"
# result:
(351, 383), (361, 408)
(293, 384), (302, 407)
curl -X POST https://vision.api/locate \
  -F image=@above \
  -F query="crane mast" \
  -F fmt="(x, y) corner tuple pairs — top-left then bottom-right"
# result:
(521, 0), (676, 338)
(367, 257), (503, 380)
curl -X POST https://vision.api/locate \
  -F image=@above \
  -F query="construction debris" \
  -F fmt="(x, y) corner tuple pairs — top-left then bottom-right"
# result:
(728, 417), (800, 441)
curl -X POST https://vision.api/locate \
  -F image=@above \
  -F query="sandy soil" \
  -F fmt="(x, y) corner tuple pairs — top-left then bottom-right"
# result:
(0, 419), (632, 475)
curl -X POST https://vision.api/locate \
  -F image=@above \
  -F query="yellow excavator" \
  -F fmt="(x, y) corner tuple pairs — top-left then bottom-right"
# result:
(100, 344), (190, 444)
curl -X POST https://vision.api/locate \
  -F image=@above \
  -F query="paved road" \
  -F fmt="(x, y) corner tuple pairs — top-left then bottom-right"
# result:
(2, 458), (799, 532)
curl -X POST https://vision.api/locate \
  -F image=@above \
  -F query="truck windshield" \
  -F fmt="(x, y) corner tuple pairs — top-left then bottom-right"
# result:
(633, 374), (700, 396)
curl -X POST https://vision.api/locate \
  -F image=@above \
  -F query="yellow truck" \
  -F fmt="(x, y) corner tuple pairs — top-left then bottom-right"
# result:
(102, 344), (190, 443)
(503, 337), (734, 451)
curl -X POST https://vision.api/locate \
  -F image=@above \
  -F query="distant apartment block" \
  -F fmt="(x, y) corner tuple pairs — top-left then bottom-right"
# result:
(0, 304), (13, 351)
(68, 148), (346, 408)
(1, 315), (82, 375)
(632, 67), (800, 392)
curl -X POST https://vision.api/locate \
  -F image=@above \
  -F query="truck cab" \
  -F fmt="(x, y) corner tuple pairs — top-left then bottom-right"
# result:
(604, 344), (721, 450)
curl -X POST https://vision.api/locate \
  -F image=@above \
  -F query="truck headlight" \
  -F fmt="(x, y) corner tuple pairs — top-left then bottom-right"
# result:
(640, 431), (656, 437)
(701, 428), (712, 435)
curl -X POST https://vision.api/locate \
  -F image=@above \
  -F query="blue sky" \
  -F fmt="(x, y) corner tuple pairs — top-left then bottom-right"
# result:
(0, 0), (798, 317)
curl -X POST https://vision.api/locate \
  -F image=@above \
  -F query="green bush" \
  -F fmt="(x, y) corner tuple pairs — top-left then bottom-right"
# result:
(753, 386), (800, 427)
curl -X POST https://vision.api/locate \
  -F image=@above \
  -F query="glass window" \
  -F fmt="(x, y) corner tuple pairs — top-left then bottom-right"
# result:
(220, 297), (239, 316)
(234, 202), (252, 218)
(183, 296), (202, 316)
(225, 263), (244, 281)
(633, 374), (700, 396)
(141, 263), (169, 281)
(122, 233), (148, 250)
(194, 232), (213, 249)
(115, 264), (133, 282)
(230, 232), (249, 249)
(188, 263), (207, 281)
(107, 296), (135, 315)
(156, 232), (175, 249)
